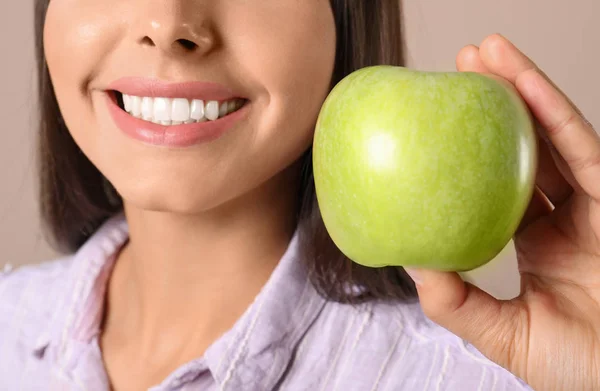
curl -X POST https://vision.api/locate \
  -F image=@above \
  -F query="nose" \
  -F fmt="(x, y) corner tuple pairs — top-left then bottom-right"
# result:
(134, 2), (216, 56)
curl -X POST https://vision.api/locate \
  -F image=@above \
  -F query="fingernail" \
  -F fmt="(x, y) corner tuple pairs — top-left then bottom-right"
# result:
(404, 268), (422, 286)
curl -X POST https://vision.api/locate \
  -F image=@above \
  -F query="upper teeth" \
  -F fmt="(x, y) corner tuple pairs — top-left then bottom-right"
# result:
(121, 94), (245, 125)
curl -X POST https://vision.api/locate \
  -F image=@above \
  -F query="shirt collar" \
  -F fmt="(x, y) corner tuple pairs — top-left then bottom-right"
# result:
(44, 213), (129, 368)
(41, 213), (327, 390)
(204, 229), (327, 389)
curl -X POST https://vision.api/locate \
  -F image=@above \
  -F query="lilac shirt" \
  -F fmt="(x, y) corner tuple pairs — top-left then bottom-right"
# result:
(0, 213), (531, 390)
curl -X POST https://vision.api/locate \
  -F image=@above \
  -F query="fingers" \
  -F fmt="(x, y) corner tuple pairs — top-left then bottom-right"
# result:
(518, 70), (600, 200)
(479, 34), (581, 110)
(456, 45), (490, 73)
(478, 34), (600, 201)
(535, 130), (575, 206)
(404, 268), (523, 375)
(478, 34), (536, 84)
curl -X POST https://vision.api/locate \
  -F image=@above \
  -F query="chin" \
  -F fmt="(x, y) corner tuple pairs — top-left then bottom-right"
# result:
(117, 181), (230, 215)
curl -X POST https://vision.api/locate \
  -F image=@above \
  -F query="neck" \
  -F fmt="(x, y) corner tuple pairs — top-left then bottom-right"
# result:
(102, 161), (302, 358)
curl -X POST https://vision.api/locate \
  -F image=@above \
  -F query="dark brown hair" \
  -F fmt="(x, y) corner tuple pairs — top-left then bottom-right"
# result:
(34, 0), (417, 303)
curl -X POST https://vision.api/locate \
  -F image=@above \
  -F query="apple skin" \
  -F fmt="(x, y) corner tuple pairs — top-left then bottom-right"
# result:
(313, 65), (538, 271)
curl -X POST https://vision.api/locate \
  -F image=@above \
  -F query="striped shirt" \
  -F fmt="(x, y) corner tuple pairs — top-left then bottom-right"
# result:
(0, 213), (532, 390)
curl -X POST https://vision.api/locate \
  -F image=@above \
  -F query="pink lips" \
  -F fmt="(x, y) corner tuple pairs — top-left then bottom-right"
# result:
(106, 77), (248, 148)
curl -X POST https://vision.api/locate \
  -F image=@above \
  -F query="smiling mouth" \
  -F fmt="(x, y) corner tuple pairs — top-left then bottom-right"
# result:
(113, 91), (248, 126)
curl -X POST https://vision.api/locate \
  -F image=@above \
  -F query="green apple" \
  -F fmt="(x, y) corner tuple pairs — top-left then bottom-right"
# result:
(313, 66), (537, 271)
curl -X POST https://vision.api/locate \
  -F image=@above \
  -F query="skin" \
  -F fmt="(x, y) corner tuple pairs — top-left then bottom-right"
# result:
(44, 0), (335, 389)
(44, 1), (599, 390)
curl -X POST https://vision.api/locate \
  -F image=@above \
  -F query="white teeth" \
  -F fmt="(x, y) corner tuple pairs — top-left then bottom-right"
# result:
(123, 95), (131, 112)
(141, 97), (153, 120)
(153, 98), (171, 121)
(130, 96), (142, 118)
(219, 101), (228, 118)
(190, 99), (205, 121)
(120, 94), (244, 125)
(171, 98), (190, 122)
(205, 101), (219, 121)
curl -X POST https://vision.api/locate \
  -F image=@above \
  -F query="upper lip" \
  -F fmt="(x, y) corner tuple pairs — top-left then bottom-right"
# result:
(107, 77), (243, 101)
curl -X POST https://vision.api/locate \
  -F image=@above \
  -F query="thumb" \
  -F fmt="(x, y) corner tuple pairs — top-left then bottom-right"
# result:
(404, 268), (522, 371)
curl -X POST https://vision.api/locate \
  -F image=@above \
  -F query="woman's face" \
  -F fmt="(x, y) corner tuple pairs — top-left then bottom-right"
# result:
(44, 0), (336, 212)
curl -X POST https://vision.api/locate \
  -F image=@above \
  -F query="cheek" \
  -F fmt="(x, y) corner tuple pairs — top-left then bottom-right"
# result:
(44, 1), (123, 132)
(227, 3), (336, 130)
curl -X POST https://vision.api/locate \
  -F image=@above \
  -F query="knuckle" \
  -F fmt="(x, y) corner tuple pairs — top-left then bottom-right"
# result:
(421, 288), (469, 323)
(568, 151), (600, 173)
(546, 111), (578, 136)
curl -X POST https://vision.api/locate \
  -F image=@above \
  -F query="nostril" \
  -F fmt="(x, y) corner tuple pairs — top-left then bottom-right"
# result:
(177, 38), (198, 51)
(140, 36), (156, 47)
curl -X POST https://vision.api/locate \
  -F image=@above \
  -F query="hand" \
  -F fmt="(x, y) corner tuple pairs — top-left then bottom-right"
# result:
(405, 34), (600, 391)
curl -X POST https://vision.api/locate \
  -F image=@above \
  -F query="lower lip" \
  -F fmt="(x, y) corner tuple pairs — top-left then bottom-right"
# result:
(106, 93), (248, 147)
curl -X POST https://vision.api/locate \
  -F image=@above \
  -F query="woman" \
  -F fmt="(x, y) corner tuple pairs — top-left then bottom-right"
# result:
(0, 0), (598, 389)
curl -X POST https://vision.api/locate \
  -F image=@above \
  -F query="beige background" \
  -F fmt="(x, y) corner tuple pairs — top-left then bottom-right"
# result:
(1, 0), (598, 299)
